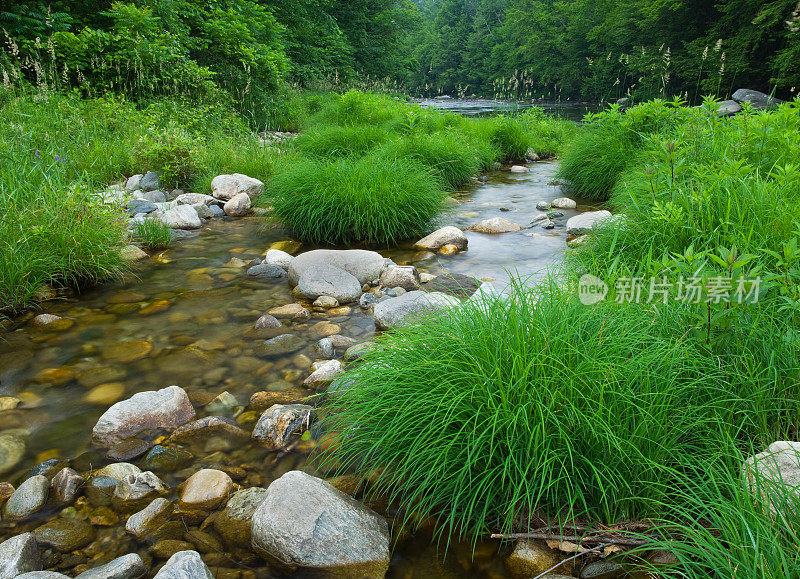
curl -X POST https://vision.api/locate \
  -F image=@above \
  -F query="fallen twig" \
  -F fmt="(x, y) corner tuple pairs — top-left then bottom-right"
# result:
(490, 532), (653, 547)
(532, 544), (604, 579)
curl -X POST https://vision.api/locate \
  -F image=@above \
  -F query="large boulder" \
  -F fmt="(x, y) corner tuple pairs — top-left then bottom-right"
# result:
(288, 250), (387, 287)
(297, 264), (363, 304)
(92, 386), (195, 446)
(211, 174), (264, 201)
(156, 205), (202, 230)
(566, 210), (612, 235)
(414, 226), (468, 251)
(153, 551), (213, 579)
(732, 88), (784, 110)
(373, 290), (460, 330)
(223, 193), (251, 217)
(0, 533), (41, 578)
(251, 471), (390, 578)
(743, 441), (800, 519)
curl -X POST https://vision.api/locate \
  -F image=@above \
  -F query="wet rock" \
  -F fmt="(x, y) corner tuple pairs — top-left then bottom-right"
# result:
(288, 250), (387, 287)
(414, 226), (468, 251)
(329, 334), (357, 349)
(536, 200), (551, 210)
(0, 397), (21, 411)
(438, 243), (459, 255)
(251, 471), (390, 578)
(30, 314), (73, 330)
(542, 219), (555, 229)
(153, 550), (213, 578)
(343, 342), (374, 362)
(193, 203), (213, 219)
(580, 561), (625, 578)
(169, 416), (249, 444)
(373, 290), (460, 330)
(268, 303), (310, 320)
(142, 446), (193, 472)
(550, 197), (577, 209)
(731, 88), (784, 110)
(313, 295), (339, 308)
(505, 540), (565, 578)
(566, 210), (612, 235)
(34, 367), (75, 385)
(92, 386), (195, 446)
(304, 360), (342, 387)
(101, 340), (152, 363)
(211, 174), (264, 201)
(213, 487), (268, 547)
(252, 404), (312, 451)
(315, 338), (334, 358)
(249, 390), (308, 411)
(84, 382), (126, 406)
(96, 462), (142, 482)
(15, 573), (68, 578)
(140, 171), (161, 192)
(50, 467), (84, 507)
(205, 392), (238, 415)
(0, 532), (41, 577)
(297, 264), (363, 304)
(75, 553), (146, 579)
(254, 313), (281, 330)
(179, 469), (233, 510)
(467, 217), (522, 233)
(247, 263), (287, 279)
(126, 497), (172, 540)
(27, 458), (66, 479)
(380, 265), (420, 292)
(157, 205), (202, 230)
(3, 475), (48, 520)
(106, 438), (151, 462)
(359, 292), (377, 310)
(114, 471), (167, 512)
(310, 321), (341, 338)
(510, 165), (528, 173)
(264, 248), (293, 269)
(425, 273), (481, 299)
(153, 539), (195, 559)
(260, 334), (306, 357)
(85, 476), (119, 507)
(223, 192), (251, 217)
(33, 518), (95, 552)
(0, 482), (14, 505)
(0, 431), (26, 475)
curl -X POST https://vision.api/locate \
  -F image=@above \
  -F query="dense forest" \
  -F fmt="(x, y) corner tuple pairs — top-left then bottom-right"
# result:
(2, 0), (799, 110)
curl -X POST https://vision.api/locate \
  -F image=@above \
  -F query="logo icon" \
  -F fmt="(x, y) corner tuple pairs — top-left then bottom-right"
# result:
(578, 274), (608, 305)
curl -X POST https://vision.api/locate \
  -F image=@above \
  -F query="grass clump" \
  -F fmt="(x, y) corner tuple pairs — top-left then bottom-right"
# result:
(294, 124), (388, 158)
(264, 153), (445, 246)
(133, 219), (173, 251)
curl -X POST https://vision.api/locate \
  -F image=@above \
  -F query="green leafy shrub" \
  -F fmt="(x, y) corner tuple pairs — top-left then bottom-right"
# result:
(319, 280), (798, 540)
(134, 137), (198, 190)
(262, 152), (445, 246)
(133, 219), (172, 250)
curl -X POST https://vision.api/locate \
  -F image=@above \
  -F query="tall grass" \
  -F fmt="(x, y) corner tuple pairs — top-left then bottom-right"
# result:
(319, 280), (800, 543)
(294, 124), (388, 158)
(264, 153), (446, 246)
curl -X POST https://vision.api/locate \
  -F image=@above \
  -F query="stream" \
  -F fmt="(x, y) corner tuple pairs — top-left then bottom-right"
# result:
(0, 107), (594, 577)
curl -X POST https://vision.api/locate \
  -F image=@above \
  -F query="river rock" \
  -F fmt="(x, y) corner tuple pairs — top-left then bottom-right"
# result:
(153, 550), (213, 579)
(157, 205), (202, 229)
(414, 226), (468, 251)
(716, 100), (742, 115)
(223, 192), (251, 217)
(252, 404), (312, 451)
(3, 476), (48, 520)
(303, 360), (342, 387)
(264, 249), (293, 269)
(251, 471), (390, 577)
(192, 203), (213, 220)
(50, 467), (84, 507)
(732, 88), (784, 110)
(579, 561), (625, 578)
(96, 462), (141, 481)
(126, 174), (143, 193)
(143, 446), (193, 472)
(315, 338), (334, 358)
(505, 540), (565, 578)
(175, 193), (216, 206)
(114, 471), (167, 512)
(297, 264), (362, 303)
(467, 217), (522, 233)
(85, 476), (118, 507)
(140, 190), (167, 203)
(92, 386), (195, 446)
(211, 173), (264, 201)
(260, 334), (306, 357)
(179, 469), (233, 510)
(0, 431), (26, 475)
(32, 518), (94, 552)
(213, 487), (268, 547)
(288, 250), (387, 287)
(126, 497), (172, 540)
(169, 416), (248, 444)
(550, 197), (577, 209)
(125, 198), (157, 216)
(76, 553), (146, 579)
(373, 290), (460, 330)
(139, 171), (161, 192)
(743, 441), (800, 519)
(380, 265), (420, 291)
(15, 573), (68, 578)
(510, 165), (528, 172)
(247, 263), (287, 279)
(268, 303), (310, 319)
(121, 245), (149, 261)
(566, 210), (612, 235)
(425, 273), (481, 299)
(0, 533), (41, 577)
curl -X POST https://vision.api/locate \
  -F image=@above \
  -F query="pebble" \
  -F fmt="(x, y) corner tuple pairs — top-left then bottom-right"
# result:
(0, 431), (26, 475)
(32, 517), (95, 552)
(179, 469), (233, 510)
(100, 340), (152, 363)
(125, 497), (172, 540)
(3, 475), (48, 520)
(50, 467), (85, 507)
(268, 303), (310, 319)
(142, 445), (194, 472)
(153, 550), (213, 578)
(113, 471), (168, 512)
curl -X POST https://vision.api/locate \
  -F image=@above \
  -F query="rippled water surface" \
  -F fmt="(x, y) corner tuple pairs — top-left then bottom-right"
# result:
(0, 161), (589, 576)
(417, 97), (598, 121)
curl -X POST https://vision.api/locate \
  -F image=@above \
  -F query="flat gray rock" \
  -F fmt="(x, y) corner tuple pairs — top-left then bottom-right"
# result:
(211, 174), (264, 201)
(566, 210), (612, 235)
(0, 533), (41, 578)
(288, 249), (386, 286)
(373, 290), (460, 330)
(92, 386), (195, 446)
(297, 264), (362, 303)
(251, 471), (389, 578)
(157, 205), (202, 229)
(247, 263), (287, 279)
(260, 334), (306, 357)
(76, 553), (146, 579)
(732, 88), (784, 110)
(139, 171), (161, 192)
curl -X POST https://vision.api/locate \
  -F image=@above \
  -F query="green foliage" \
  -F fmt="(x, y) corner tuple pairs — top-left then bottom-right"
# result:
(132, 219), (172, 251)
(319, 280), (800, 540)
(294, 124), (389, 158)
(263, 153), (445, 246)
(134, 137), (197, 189)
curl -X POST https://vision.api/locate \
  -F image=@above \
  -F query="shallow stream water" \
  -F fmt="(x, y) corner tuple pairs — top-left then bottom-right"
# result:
(0, 126), (593, 576)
